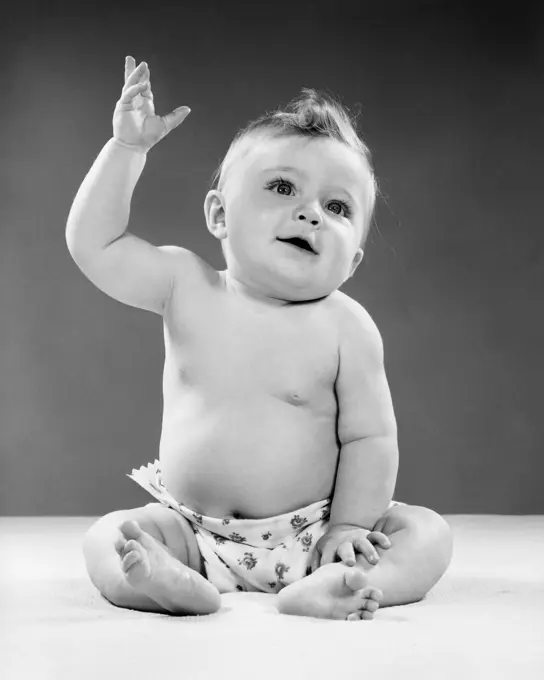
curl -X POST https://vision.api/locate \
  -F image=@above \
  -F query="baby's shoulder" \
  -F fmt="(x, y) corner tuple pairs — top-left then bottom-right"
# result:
(326, 291), (383, 354)
(327, 291), (378, 331)
(168, 247), (221, 297)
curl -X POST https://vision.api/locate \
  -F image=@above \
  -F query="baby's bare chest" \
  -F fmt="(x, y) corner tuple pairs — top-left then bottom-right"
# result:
(163, 293), (340, 407)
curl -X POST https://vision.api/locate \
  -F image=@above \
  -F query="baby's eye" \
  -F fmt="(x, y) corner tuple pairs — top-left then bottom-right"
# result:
(267, 178), (294, 196)
(328, 200), (353, 219)
(278, 183), (293, 195)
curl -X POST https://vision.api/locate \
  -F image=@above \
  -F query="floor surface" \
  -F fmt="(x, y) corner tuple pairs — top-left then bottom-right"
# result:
(2, 515), (544, 679)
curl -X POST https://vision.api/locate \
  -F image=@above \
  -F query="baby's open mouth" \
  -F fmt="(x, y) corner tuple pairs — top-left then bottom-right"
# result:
(277, 237), (317, 255)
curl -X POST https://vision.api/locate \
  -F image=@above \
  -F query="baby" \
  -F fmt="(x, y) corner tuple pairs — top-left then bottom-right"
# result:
(67, 56), (453, 621)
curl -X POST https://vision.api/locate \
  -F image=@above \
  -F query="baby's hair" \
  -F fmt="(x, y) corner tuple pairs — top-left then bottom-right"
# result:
(211, 88), (378, 245)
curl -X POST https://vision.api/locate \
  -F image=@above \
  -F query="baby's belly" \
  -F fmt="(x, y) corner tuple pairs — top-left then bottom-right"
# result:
(158, 393), (340, 519)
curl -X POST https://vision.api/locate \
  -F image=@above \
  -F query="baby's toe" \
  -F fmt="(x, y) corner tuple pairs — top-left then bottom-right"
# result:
(122, 538), (140, 557)
(343, 567), (368, 592)
(119, 519), (142, 541)
(364, 586), (383, 603)
(353, 591), (381, 621)
(360, 597), (380, 613)
(346, 612), (360, 621)
(121, 549), (142, 572)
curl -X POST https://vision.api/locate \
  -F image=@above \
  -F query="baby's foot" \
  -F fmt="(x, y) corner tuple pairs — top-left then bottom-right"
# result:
(116, 520), (220, 615)
(277, 562), (382, 621)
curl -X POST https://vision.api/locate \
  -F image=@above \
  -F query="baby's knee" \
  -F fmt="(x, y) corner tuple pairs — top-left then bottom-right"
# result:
(83, 509), (136, 549)
(404, 507), (453, 571)
(82, 510), (128, 566)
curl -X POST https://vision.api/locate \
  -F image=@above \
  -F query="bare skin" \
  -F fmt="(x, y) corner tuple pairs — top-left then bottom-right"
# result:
(277, 563), (383, 621)
(158, 267), (345, 520)
(117, 520), (221, 615)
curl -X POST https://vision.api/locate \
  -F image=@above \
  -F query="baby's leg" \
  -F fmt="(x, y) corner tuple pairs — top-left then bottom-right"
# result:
(351, 504), (453, 609)
(83, 503), (221, 615)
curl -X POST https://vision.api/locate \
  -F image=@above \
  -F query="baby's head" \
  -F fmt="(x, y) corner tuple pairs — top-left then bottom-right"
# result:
(204, 89), (377, 303)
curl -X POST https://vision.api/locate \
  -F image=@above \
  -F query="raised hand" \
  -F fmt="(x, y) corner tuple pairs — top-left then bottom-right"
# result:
(112, 56), (191, 152)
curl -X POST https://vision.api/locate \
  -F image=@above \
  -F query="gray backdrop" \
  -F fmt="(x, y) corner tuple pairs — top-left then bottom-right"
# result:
(2, 1), (543, 516)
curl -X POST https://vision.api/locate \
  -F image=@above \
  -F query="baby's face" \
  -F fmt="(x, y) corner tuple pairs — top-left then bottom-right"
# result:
(205, 135), (371, 303)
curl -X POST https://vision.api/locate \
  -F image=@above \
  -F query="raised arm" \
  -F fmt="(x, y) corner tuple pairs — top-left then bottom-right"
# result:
(65, 57), (192, 315)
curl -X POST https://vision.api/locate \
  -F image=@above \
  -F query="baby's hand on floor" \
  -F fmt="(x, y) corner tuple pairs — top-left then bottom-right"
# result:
(113, 56), (191, 152)
(310, 524), (391, 571)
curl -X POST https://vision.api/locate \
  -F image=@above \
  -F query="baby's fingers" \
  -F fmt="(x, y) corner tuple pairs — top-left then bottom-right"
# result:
(367, 531), (391, 550)
(118, 81), (150, 108)
(124, 61), (148, 90)
(337, 541), (357, 567)
(161, 106), (191, 134)
(124, 55), (136, 82)
(353, 538), (380, 564)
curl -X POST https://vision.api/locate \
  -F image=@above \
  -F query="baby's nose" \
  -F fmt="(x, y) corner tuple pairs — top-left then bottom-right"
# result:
(297, 212), (321, 226)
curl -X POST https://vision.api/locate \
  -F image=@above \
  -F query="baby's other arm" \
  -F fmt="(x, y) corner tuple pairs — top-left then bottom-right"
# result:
(66, 57), (193, 315)
(329, 295), (399, 530)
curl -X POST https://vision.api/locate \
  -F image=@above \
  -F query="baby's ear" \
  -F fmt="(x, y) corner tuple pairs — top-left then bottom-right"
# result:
(203, 190), (227, 239)
(346, 248), (364, 279)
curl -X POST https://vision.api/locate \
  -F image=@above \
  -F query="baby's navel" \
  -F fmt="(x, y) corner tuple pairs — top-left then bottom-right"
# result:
(284, 391), (307, 406)
(271, 386), (309, 406)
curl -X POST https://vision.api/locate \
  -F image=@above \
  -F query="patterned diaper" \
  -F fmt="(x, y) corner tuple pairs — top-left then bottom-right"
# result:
(127, 459), (400, 594)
